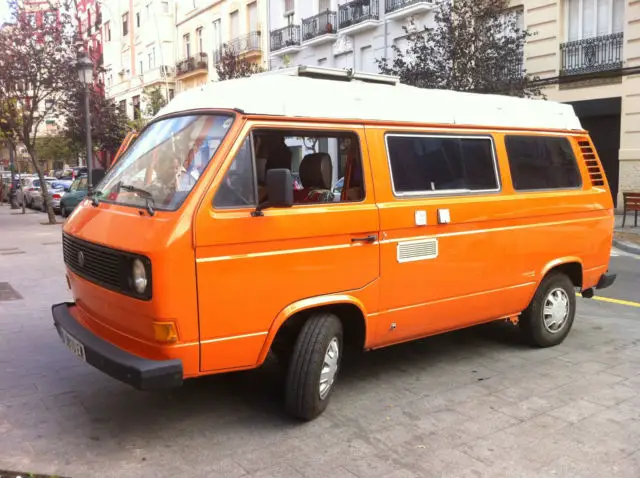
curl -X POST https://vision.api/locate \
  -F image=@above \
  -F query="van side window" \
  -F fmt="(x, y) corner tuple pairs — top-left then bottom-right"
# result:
(386, 135), (498, 194)
(214, 137), (257, 208)
(253, 130), (364, 204)
(505, 136), (581, 191)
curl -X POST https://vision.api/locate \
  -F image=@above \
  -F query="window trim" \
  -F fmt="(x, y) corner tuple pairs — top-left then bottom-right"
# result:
(384, 132), (502, 199)
(504, 134), (584, 193)
(212, 126), (368, 211)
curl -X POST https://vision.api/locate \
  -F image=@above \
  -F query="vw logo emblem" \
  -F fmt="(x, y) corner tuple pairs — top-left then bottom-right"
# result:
(77, 251), (85, 268)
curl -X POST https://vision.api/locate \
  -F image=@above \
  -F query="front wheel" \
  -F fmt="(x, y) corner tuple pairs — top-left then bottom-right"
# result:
(519, 272), (576, 348)
(284, 313), (343, 421)
(60, 205), (68, 218)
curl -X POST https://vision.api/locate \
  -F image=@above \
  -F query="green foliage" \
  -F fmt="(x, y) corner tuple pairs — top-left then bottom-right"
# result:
(34, 135), (80, 167)
(376, 0), (543, 98)
(215, 44), (264, 81)
(143, 86), (167, 117)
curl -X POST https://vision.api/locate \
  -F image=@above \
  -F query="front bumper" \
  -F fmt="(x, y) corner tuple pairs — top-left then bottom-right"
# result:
(52, 302), (183, 390)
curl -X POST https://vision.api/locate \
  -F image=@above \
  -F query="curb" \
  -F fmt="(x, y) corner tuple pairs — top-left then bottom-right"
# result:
(613, 239), (640, 256)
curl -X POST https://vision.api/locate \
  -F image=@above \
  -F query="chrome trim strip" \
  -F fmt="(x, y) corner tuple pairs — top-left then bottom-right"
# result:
(201, 331), (268, 345)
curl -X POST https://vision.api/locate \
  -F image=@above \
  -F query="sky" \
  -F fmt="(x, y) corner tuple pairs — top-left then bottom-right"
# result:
(0, 0), (10, 24)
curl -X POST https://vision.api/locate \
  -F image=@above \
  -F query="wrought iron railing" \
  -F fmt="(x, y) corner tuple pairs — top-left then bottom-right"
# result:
(270, 25), (301, 52)
(302, 10), (337, 42)
(385, 0), (433, 13)
(176, 52), (209, 76)
(338, 0), (380, 29)
(560, 32), (623, 76)
(226, 31), (262, 55)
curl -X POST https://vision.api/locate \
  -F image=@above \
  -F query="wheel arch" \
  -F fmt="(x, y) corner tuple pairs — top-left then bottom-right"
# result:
(256, 294), (369, 366)
(541, 257), (584, 289)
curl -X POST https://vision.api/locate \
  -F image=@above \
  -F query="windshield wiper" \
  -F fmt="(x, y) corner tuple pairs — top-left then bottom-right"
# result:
(119, 183), (156, 216)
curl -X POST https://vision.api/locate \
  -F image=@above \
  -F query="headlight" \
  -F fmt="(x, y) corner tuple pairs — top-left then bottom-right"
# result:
(132, 258), (148, 294)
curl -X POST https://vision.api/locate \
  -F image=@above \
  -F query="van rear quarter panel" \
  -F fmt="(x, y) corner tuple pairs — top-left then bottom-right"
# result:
(364, 126), (613, 348)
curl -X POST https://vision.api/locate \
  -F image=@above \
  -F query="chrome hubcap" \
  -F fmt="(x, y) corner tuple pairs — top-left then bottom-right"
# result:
(543, 288), (570, 333)
(319, 337), (339, 400)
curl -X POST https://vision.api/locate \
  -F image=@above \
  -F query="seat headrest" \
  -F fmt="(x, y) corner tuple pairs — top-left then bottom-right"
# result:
(299, 153), (332, 190)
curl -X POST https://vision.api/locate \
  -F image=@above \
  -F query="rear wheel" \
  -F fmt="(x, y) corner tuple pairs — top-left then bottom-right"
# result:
(519, 272), (576, 348)
(61, 205), (68, 218)
(284, 313), (343, 421)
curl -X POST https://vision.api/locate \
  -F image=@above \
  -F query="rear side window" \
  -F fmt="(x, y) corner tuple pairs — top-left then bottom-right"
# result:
(505, 136), (581, 190)
(386, 135), (499, 194)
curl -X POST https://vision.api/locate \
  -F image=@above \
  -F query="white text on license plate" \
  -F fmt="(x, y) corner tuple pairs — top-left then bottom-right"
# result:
(60, 328), (86, 361)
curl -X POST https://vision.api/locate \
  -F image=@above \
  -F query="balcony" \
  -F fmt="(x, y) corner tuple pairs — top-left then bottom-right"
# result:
(560, 32), (623, 77)
(338, 0), (382, 35)
(176, 52), (209, 78)
(302, 10), (338, 46)
(226, 31), (262, 59)
(385, 0), (435, 21)
(143, 65), (176, 85)
(270, 25), (302, 56)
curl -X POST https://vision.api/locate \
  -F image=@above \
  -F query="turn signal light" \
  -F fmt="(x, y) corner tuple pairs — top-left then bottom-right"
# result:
(153, 322), (178, 343)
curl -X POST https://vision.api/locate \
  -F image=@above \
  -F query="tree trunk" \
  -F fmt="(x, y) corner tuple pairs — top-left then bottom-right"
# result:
(26, 146), (57, 224)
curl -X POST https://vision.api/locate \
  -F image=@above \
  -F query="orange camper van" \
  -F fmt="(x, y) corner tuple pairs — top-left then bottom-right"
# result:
(52, 67), (616, 420)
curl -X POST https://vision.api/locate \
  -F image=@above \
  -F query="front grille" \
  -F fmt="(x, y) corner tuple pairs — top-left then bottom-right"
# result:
(62, 233), (151, 300)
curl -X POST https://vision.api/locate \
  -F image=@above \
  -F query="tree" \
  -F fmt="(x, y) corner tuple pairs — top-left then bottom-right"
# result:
(215, 43), (264, 81)
(143, 85), (167, 117)
(376, 0), (542, 98)
(61, 85), (129, 169)
(0, 0), (78, 224)
(35, 135), (80, 169)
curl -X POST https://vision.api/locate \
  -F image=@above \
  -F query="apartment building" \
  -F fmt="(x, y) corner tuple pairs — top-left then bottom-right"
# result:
(75, 0), (104, 95)
(174, 0), (268, 93)
(267, 0), (442, 73)
(524, 0), (639, 207)
(102, 0), (177, 120)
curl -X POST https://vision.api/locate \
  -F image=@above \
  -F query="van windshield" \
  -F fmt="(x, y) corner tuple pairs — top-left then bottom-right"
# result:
(96, 114), (234, 211)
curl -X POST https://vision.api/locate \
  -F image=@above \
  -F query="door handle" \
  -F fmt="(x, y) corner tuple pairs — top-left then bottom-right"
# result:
(351, 235), (376, 244)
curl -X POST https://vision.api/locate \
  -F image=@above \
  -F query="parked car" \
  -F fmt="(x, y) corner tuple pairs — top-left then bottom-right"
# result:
(1, 173), (11, 202)
(59, 175), (88, 217)
(16, 176), (40, 208)
(33, 179), (72, 213)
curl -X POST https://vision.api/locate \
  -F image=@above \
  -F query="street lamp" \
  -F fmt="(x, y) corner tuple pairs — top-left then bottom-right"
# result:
(76, 52), (94, 195)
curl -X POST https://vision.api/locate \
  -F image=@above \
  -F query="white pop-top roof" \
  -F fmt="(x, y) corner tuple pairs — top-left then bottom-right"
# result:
(158, 66), (583, 131)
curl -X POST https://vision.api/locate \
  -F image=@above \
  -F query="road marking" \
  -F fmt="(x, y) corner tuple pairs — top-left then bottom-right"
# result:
(579, 294), (640, 308)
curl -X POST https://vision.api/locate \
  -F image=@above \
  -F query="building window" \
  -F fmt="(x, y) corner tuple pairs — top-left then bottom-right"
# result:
(359, 45), (376, 73)
(184, 33), (191, 57)
(505, 136), (582, 190)
(105, 21), (112, 41)
(386, 135), (499, 194)
(285, 13), (294, 26)
(132, 95), (141, 120)
(136, 11), (141, 27)
(122, 12), (129, 36)
(567, 0), (624, 41)
(230, 11), (239, 39)
(196, 27), (204, 53)
(248, 2), (258, 32)
(319, 0), (331, 11)
(212, 19), (222, 51)
(139, 60), (144, 74)
(119, 99), (126, 113)
(169, 89), (175, 100)
(284, 0), (294, 14)
(161, 1), (169, 14)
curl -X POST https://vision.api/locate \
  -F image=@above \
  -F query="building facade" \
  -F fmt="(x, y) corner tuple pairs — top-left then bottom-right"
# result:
(174, 0), (268, 93)
(524, 0), (639, 207)
(101, 0), (177, 120)
(267, 1), (446, 72)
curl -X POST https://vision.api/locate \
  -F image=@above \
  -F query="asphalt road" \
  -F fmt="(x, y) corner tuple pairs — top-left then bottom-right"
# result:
(602, 250), (640, 304)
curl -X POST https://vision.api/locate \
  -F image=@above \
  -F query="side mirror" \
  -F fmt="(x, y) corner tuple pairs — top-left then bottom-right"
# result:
(252, 168), (293, 216)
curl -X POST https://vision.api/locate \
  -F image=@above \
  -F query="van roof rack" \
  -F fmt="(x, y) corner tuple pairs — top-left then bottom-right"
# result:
(257, 65), (400, 86)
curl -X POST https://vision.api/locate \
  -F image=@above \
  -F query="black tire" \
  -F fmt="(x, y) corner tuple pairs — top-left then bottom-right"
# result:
(285, 313), (343, 421)
(61, 205), (68, 218)
(519, 272), (576, 348)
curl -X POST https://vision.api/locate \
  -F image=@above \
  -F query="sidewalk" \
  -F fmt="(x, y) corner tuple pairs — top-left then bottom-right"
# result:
(614, 214), (640, 255)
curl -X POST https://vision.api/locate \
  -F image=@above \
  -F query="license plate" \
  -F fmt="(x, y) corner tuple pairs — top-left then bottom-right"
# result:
(59, 327), (86, 361)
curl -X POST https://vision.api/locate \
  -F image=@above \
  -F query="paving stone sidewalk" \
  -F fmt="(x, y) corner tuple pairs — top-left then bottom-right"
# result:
(0, 206), (639, 477)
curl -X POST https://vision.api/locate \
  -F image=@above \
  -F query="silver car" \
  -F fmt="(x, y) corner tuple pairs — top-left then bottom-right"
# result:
(34, 179), (72, 213)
